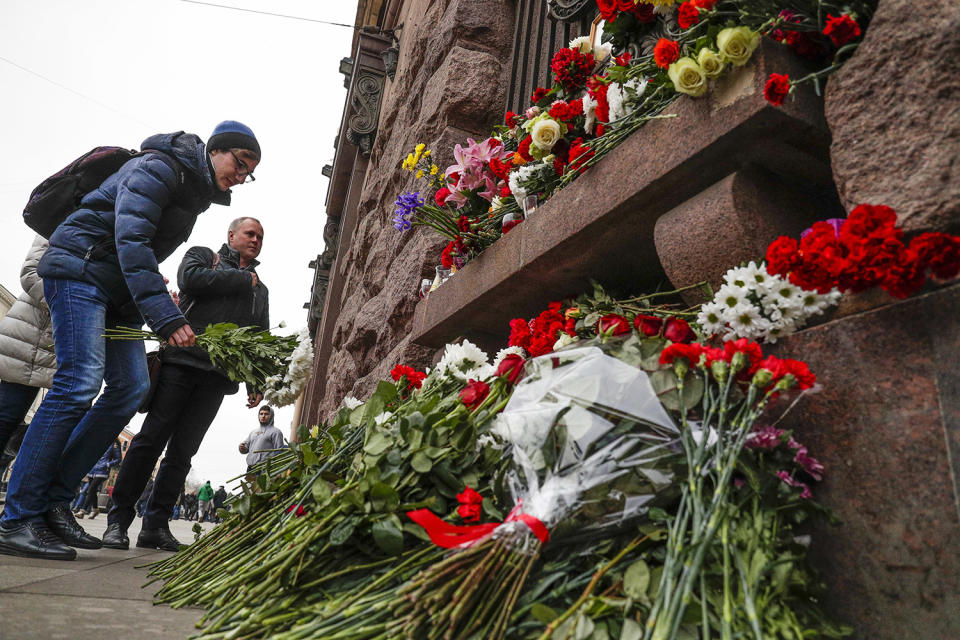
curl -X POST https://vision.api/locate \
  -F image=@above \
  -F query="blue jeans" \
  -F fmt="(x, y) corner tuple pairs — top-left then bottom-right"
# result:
(1, 278), (149, 525)
(0, 381), (40, 455)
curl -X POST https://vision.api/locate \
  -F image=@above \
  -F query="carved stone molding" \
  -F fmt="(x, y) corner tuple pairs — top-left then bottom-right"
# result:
(346, 70), (385, 156)
(305, 216), (343, 333)
(547, 0), (596, 22)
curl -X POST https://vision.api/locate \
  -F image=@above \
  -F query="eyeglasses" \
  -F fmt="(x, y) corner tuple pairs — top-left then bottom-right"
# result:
(229, 150), (256, 183)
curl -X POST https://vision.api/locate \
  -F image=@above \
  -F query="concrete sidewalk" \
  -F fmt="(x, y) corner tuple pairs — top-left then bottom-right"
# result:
(0, 515), (216, 639)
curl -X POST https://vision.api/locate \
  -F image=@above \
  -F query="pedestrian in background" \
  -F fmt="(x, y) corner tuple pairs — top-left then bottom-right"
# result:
(197, 481), (214, 522)
(239, 406), (285, 471)
(73, 440), (122, 518)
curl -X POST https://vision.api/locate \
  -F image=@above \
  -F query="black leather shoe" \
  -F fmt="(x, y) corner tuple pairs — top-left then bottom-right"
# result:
(44, 503), (103, 549)
(0, 520), (77, 560)
(102, 522), (129, 550)
(137, 527), (182, 552)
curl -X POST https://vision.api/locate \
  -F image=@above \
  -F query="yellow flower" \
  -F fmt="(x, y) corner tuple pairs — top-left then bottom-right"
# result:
(415, 143), (425, 154)
(416, 170), (424, 179)
(423, 150), (431, 157)
(668, 57), (708, 97)
(697, 48), (725, 78)
(430, 164), (439, 175)
(402, 153), (415, 171)
(309, 425), (319, 439)
(716, 26), (760, 67)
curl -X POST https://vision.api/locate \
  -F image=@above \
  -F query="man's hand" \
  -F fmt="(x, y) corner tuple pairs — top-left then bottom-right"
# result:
(250, 272), (258, 288)
(168, 324), (196, 347)
(169, 289), (180, 306)
(239, 442), (249, 454)
(247, 392), (263, 408)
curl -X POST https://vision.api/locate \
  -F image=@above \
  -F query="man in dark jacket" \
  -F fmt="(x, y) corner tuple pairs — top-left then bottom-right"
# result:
(103, 216), (269, 551)
(0, 121), (260, 560)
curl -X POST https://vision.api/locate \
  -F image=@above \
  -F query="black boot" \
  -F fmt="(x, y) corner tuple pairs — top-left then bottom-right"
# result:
(102, 522), (129, 550)
(0, 520), (77, 560)
(44, 504), (103, 549)
(136, 527), (182, 552)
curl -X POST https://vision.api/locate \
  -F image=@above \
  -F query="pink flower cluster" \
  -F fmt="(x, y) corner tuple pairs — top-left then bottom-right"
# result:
(443, 137), (512, 208)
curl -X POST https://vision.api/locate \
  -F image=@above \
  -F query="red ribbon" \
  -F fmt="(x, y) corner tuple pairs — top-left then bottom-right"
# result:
(406, 504), (550, 549)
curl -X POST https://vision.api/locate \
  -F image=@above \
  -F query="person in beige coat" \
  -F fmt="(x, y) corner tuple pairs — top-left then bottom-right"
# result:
(0, 235), (56, 458)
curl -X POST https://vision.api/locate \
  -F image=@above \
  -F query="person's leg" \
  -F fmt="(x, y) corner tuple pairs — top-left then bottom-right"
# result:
(0, 382), (40, 454)
(83, 477), (105, 515)
(143, 379), (225, 531)
(0, 279), (108, 526)
(108, 365), (193, 532)
(46, 320), (148, 509)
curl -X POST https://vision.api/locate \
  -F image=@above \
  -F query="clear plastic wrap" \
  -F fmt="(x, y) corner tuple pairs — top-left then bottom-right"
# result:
(491, 344), (681, 547)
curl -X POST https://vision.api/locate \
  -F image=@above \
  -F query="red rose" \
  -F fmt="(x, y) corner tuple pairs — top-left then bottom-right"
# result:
(823, 14), (861, 47)
(653, 39), (680, 70)
(495, 353), (526, 384)
(691, 0), (716, 8)
(285, 504), (306, 517)
(459, 379), (491, 410)
(664, 317), (696, 343)
(677, 2), (700, 29)
(531, 87), (550, 104)
(434, 186), (451, 207)
(659, 343), (704, 367)
(596, 0), (619, 21)
(508, 318), (532, 350)
(764, 73), (791, 106)
(630, 2), (656, 22)
(597, 313), (631, 336)
(633, 314), (663, 337)
(502, 218), (523, 234)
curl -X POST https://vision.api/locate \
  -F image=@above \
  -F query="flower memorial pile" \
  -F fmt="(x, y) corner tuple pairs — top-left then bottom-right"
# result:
(104, 323), (313, 408)
(144, 284), (848, 639)
(392, 0), (877, 278)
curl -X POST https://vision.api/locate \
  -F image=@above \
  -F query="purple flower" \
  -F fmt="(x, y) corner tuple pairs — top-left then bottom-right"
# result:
(393, 191), (423, 231)
(746, 425), (785, 450)
(777, 470), (812, 499)
(793, 445), (824, 481)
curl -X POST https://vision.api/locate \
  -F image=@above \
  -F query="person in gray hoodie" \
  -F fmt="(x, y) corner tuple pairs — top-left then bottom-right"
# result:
(239, 406), (285, 471)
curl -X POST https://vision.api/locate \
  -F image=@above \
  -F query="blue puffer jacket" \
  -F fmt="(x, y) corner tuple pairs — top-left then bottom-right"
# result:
(38, 132), (230, 338)
(87, 441), (122, 479)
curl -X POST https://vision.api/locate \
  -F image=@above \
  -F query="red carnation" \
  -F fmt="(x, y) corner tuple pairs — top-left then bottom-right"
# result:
(391, 364), (426, 390)
(764, 73), (791, 106)
(531, 87), (550, 104)
(551, 47), (596, 92)
(654, 39), (680, 70)
(517, 136), (534, 161)
(434, 186), (451, 207)
(495, 353), (526, 384)
(633, 314), (663, 337)
(568, 137), (594, 174)
(910, 232), (960, 281)
(489, 158), (511, 180)
(659, 343), (704, 367)
(597, 313), (631, 336)
(677, 2), (700, 29)
(778, 358), (816, 390)
(614, 52), (632, 67)
(723, 338), (764, 373)
(765, 235), (801, 277)
(285, 504), (306, 517)
(440, 241), (456, 269)
(508, 318), (532, 350)
(500, 184), (512, 198)
(823, 14), (861, 47)
(664, 317), (696, 343)
(459, 379), (490, 410)
(504, 110), (520, 127)
(691, 0), (717, 8)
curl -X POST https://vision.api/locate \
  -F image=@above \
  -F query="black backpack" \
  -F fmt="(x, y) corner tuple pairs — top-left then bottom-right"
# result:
(22, 146), (179, 238)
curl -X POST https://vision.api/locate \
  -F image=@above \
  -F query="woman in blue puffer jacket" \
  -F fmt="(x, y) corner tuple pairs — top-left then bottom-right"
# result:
(0, 121), (261, 560)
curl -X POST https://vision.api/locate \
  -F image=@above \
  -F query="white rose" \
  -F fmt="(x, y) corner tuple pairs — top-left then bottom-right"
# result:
(716, 27), (760, 67)
(668, 57), (708, 98)
(593, 42), (613, 62)
(530, 118), (562, 152)
(696, 48), (725, 78)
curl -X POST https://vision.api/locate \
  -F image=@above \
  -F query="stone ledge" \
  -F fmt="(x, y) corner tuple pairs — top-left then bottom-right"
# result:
(410, 39), (834, 350)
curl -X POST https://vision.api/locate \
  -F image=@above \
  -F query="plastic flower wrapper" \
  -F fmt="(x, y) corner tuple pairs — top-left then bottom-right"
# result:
(399, 344), (681, 640)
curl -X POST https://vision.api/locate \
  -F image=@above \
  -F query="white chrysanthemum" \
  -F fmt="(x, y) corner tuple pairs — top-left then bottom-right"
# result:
(725, 302), (770, 338)
(436, 339), (490, 381)
(263, 328), (314, 407)
(582, 93), (598, 134)
(569, 36), (592, 53)
(508, 170), (526, 202)
(374, 411), (393, 426)
(715, 283), (750, 310)
(793, 289), (839, 317)
(342, 396), (363, 410)
(492, 346), (527, 369)
(606, 78), (648, 123)
(697, 301), (727, 335)
(723, 263), (757, 288)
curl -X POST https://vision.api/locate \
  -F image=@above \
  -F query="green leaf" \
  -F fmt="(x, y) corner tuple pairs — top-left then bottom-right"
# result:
(371, 514), (404, 556)
(311, 479), (332, 506)
(530, 603), (558, 624)
(370, 482), (400, 512)
(301, 444), (319, 467)
(650, 369), (704, 413)
(328, 519), (356, 545)
(619, 619), (643, 640)
(406, 428), (423, 451)
(410, 451), (433, 474)
(623, 559), (650, 599)
(364, 431), (391, 456)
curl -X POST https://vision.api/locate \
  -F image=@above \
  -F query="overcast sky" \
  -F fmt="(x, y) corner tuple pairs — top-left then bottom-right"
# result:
(0, 0), (357, 490)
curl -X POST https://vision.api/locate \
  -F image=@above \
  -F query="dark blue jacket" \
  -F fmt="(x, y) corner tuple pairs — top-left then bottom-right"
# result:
(88, 441), (122, 478)
(38, 132), (230, 338)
